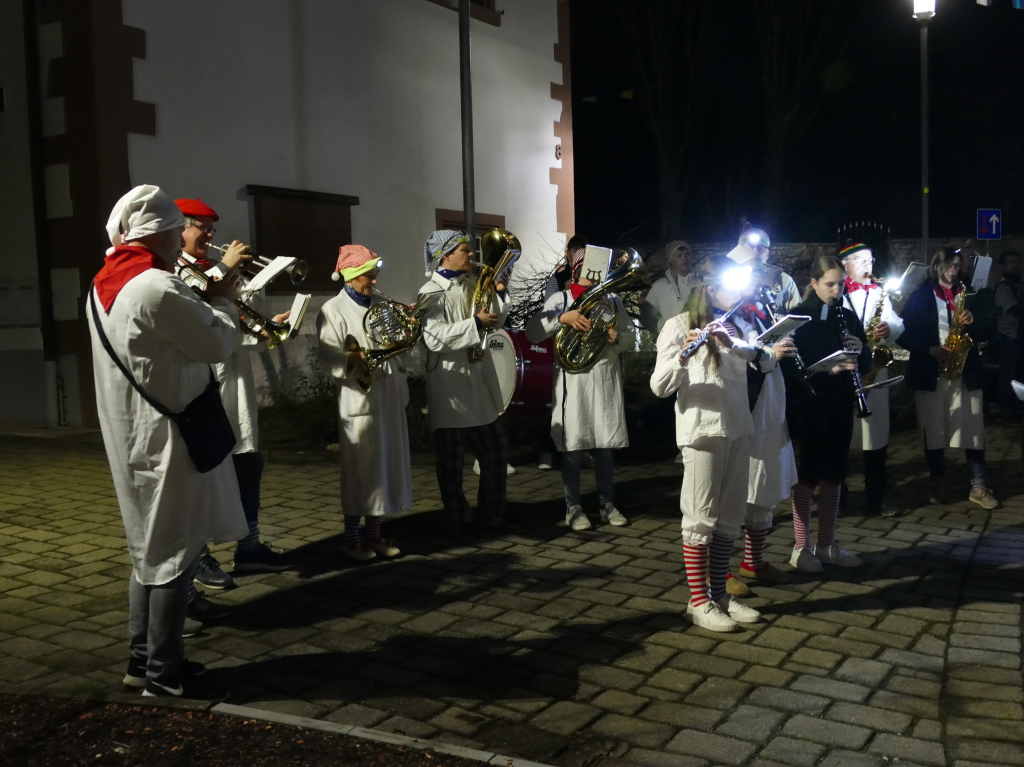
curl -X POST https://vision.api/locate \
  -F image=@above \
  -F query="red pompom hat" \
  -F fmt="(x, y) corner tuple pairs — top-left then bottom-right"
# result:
(174, 198), (219, 221)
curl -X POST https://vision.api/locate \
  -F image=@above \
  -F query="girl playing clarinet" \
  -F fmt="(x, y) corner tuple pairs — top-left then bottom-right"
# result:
(651, 255), (776, 632)
(787, 256), (872, 572)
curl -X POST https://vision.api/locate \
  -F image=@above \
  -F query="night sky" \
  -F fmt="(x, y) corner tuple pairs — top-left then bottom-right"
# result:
(570, 0), (1024, 247)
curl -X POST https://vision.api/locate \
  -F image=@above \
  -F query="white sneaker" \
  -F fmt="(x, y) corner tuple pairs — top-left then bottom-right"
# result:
(599, 503), (629, 526)
(537, 453), (554, 471)
(686, 600), (738, 632)
(566, 505), (592, 531)
(815, 542), (863, 568)
(789, 546), (823, 573)
(716, 596), (761, 624)
(472, 460), (517, 476)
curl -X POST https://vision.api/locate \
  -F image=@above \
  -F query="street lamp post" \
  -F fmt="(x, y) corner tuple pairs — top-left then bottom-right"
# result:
(914, 0), (935, 262)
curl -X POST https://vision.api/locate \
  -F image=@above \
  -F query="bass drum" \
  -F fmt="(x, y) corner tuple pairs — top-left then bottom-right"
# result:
(487, 329), (555, 416)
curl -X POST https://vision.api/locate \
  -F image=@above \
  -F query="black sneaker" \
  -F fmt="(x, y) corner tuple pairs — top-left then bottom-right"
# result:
(194, 551), (235, 590)
(186, 593), (231, 621)
(233, 541), (295, 572)
(123, 658), (207, 689)
(143, 673), (229, 702)
(182, 617), (204, 638)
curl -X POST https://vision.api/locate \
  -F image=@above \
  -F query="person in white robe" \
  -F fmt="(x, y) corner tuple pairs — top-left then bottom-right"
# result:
(643, 240), (698, 333)
(318, 245), (412, 560)
(89, 185), (246, 700)
(526, 247), (636, 531)
(418, 229), (510, 538)
(840, 243), (905, 517)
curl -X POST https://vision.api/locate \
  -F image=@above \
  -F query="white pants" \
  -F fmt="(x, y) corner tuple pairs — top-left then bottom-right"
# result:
(851, 369), (891, 451)
(745, 503), (773, 531)
(680, 435), (750, 546)
(915, 378), (984, 451)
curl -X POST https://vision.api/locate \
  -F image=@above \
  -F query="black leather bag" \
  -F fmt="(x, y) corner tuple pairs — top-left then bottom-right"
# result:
(89, 287), (236, 473)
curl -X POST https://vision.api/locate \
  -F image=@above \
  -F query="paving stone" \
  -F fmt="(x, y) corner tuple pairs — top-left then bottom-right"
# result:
(753, 627), (809, 651)
(757, 735), (826, 767)
(946, 679), (1024, 702)
(639, 701), (723, 731)
(868, 734), (946, 766)
(825, 702), (912, 733)
(947, 647), (1021, 669)
(621, 747), (707, 767)
(665, 729), (758, 765)
(591, 689), (649, 715)
(746, 687), (830, 715)
(833, 657), (892, 687)
(789, 647), (842, 670)
(531, 700), (601, 736)
(591, 713), (674, 748)
(684, 677), (751, 710)
(740, 666), (794, 687)
(781, 714), (871, 749)
(790, 674), (870, 704)
(714, 704), (787, 743)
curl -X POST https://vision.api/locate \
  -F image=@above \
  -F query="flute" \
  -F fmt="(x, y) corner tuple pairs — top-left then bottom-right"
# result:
(679, 302), (745, 362)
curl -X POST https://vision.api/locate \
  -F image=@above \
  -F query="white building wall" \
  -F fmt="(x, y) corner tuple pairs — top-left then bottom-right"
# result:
(124, 0), (566, 305)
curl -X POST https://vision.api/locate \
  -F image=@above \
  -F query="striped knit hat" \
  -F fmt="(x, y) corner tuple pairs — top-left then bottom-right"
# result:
(839, 243), (872, 261)
(332, 244), (381, 282)
(424, 229), (470, 276)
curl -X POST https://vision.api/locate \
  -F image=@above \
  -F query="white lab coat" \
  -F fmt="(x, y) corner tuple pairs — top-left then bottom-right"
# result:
(526, 289), (635, 452)
(651, 313), (775, 446)
(844, 286), (905, 451)
(417, 271), (509, 431)
(645, 272), (698, 332)
(317, 289), (413, 516)
(88, 272), (247, 586)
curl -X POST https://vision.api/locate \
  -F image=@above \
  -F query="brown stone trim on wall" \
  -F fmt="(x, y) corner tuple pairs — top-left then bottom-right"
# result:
(424, 0), (501, 27)
(549, 0), (575, 236)
(435, 208), (505, 234)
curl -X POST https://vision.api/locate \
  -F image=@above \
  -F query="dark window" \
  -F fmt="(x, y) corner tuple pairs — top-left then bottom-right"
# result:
(435, 208), (505, 239)
(425, 0), (501, 27)
(245, 185), (359, 293)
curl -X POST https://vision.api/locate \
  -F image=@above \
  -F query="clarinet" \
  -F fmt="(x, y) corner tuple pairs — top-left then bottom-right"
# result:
(832, 296), (872, 418)
(756, 286), (815, 396)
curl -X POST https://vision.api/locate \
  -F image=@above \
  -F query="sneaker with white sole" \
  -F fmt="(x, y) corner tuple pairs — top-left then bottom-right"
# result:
(789, 546), (824, 573)
(123, 658), (206, 689)
(233, 541), (295, 572)
(340, 542), (377, 562)
(815, 542), (863, 568)
(566, 505), (592, 531)
(969, 486), (999, 509)
(473, 459), (517, 476)
(537, 453), (554, 471)
(143, 673), (229, 702)
(686, 600), (738, 632)
(599, 503), (628, 527)
(367, 538), (401, 557)
(716, 595), (761, 624)
(193, 551), (234, 590)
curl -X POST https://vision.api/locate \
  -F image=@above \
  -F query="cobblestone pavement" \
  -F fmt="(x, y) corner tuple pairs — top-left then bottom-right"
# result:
(1, 423), (1022, 767)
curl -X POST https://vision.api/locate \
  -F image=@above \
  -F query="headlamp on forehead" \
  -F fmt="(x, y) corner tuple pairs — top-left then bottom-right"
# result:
(742, 229), (770, 249)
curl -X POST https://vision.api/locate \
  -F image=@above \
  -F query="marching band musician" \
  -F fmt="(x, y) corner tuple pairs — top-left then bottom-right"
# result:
(318, 246), (412, 560)
(643, 240), (698, 333)
(651, 256), (774, 632)
(91, 185), (243, 701)
(840, 243), (905, 518)
(526, 247), (635, 532)
(736, 226), (802, 311)
(787, 257), (871, 573)
(898, 248), (998, 509)
(174, 199), (294, 623)
(418, 230), (511, 538)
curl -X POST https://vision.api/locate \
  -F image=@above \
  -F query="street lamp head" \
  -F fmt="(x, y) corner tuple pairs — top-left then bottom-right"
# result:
(913, 0), (935, 20)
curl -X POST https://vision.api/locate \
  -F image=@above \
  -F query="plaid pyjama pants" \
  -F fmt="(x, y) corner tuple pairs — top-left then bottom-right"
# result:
(432, 420), (508, 523)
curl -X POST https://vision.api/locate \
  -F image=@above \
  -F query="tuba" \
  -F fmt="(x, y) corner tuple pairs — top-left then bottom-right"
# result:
(555, 249), (650, 373)
(862, 277), (894, 385)
(467, 229), (522, 362)
(942, 282), (973, 379)
(345, 288), (442, 392)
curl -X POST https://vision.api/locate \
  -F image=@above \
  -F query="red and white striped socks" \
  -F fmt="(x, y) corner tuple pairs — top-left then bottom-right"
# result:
(816, 480), (842, 549)
(792, 481), (814, 550)
(683, 543), (710, 607)
(742, 527), (767, 571)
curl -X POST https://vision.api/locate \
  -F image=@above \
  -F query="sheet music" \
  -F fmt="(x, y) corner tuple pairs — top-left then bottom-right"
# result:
(756, 315), (811, 345)
(580, 246), (612, 284)
(287, 293), (311, 338)
(245, 257), (297, 295)
(805, 349), (859, 375)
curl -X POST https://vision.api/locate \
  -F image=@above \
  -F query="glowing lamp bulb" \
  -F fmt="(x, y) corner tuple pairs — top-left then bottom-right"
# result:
(722, 266), (752, 293)
(913, 0), (935, 19)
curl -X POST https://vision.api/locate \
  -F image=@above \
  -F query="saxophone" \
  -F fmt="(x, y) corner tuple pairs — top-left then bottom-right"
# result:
(942, 281), (973, 379)
(862, 278), (893, 385)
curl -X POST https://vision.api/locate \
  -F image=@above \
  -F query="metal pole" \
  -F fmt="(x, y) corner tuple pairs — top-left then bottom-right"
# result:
(920, 21), (929, 262)
(459, 0), (476, 243)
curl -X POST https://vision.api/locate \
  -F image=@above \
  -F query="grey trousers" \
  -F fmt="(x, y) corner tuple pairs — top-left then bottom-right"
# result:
(128, 555), (198, 681)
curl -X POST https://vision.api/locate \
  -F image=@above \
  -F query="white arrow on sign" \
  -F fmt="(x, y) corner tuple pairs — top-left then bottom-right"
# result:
(990, 214), (1000, 233)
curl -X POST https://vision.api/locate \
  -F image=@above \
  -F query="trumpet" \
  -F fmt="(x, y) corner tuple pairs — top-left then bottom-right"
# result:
(176, 258), (292, 349)
(208, 243), (309, 286)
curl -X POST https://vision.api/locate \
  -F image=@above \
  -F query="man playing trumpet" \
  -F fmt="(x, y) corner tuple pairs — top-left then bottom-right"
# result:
(174, 199), (294, 620)
(317, 246), (412, 560)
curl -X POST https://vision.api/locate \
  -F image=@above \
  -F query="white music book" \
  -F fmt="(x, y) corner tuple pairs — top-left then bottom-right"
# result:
(805, 349), (860, 375)
(580, 245), (613, 284)
(287, 293), (311, 338)
(246, 256), (298, 295)
(757, 315), (811, 345)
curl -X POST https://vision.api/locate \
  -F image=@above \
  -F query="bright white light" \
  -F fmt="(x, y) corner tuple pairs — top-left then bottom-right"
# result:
(721, 266), (752, 293)
(884, 278), (903, 292)
(913, 0), (936, 18)
(746, 233), (762, 246)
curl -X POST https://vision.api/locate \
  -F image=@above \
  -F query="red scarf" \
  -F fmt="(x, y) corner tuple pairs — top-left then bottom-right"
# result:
(569, 281), (588, 301)
(845, 277), (876, 294)
(933, 282), (958, 313)
(94, 245), (170, 312)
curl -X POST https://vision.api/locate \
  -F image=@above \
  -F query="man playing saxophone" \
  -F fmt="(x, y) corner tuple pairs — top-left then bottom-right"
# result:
(318, 246), (412, 560)
(418, 230), (510, 539)
(840, 243), (904, 517)
(174, 199), (295, 624)
(526, 247), (636, 531)
(898, 247), (997, 509)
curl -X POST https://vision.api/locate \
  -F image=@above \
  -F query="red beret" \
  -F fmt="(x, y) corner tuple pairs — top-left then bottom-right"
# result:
(174, 198), (219, 222)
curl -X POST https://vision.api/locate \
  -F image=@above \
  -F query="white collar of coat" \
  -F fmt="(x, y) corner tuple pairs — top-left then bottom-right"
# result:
(431, 270), (469, 289)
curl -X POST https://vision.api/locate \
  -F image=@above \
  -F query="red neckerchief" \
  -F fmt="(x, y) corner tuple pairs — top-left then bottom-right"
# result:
(737, 303), (766, 322)
(933, 282), (958, 313)
(845, 277), (876, 293)
(94, 245), (170, 312)
(569, 281), (588, 301)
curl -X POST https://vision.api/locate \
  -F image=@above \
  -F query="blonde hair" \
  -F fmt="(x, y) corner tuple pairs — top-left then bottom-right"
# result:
(927, 247), (961, 283)
(681, 255), (734, 370)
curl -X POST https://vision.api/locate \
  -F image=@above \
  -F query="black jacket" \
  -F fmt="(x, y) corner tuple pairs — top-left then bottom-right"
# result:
(898, 280), (983, 392)
(789, 293), (872, 406)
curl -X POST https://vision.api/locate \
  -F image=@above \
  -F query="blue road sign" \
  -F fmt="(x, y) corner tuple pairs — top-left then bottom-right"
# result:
(978, 209), (1002, 240)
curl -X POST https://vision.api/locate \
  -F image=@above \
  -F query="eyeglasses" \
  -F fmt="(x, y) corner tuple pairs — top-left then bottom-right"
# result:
(186, 218), (216, 236)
